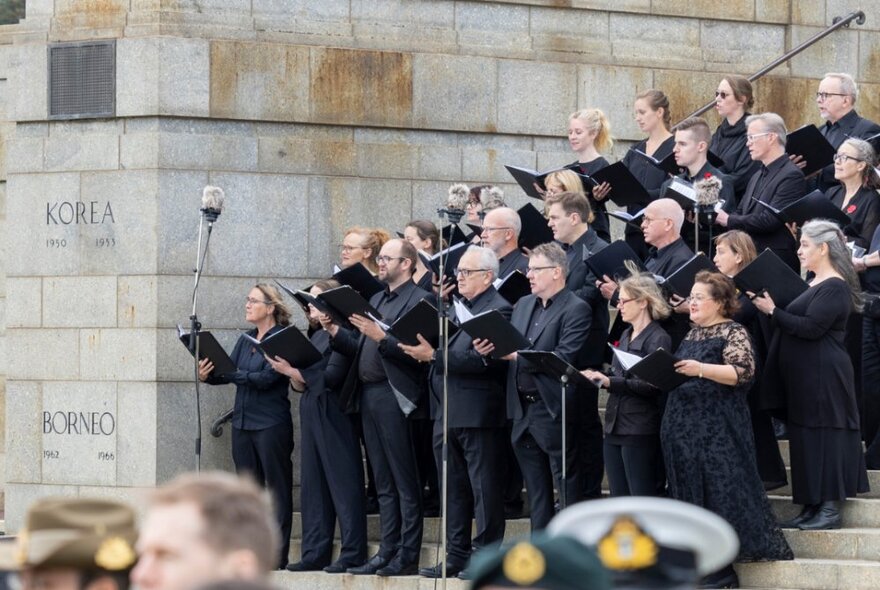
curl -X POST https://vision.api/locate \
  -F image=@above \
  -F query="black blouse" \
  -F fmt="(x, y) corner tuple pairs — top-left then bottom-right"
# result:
(826, 184), (880, 251)
(710, 113), (762, 201)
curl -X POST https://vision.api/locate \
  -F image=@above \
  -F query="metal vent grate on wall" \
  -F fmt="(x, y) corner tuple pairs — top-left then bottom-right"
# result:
(48, 40), (116, 120)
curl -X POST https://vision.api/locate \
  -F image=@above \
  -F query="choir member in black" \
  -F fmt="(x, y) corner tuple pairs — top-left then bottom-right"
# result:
(566, 108), (614, 242)
(828, 139), (880, 251)
(476, 243), (590, 530)
(662, 117), (734, 255)
(340, 226), (390, 274)
(197, 284), (294, 569)
(479, 205), (529, 517)
(327, 238), (429, 576)
(466, 185), (506, 231)
(714, 230), (787, 490)
(266, 279), (367, 573)
(666, 272), (792, 588)
(753, 220), (869, 530)
(582, 266), (671, 496)
(619, 90), (676, 259)
(403, 220), (442, 292)
(798, 73), (880, 192)
(398, 246), (510, 578)
(545, 191), (607, 499)
(710, 75), (761, 205)
(715, 113), (806, 272)
(481, 207), (530, 278)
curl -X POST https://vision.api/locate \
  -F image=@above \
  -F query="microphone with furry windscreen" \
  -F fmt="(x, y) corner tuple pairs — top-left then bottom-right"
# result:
(438, 183), (468, 224)
(200, 185), (225, 223)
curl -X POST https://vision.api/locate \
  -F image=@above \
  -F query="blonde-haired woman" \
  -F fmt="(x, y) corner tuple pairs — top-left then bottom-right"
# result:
(567, 108), (613, 242)
(340, 227), (391, 274)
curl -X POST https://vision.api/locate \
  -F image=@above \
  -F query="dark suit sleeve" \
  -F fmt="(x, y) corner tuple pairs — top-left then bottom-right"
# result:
(378, 332), (420, 366)
(330, 326), (361, 357)
(727, 169), (806, 235)
(439, 302), (512, 375)
(607, 328), (671, 397)
(554, 301), (591, 364)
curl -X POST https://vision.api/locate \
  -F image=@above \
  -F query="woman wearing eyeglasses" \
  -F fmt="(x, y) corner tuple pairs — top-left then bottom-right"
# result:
(197, 283), (294, 569)
(665, 271), (792, 586)
(828, 138), (880, 251)
(710, 75), (762, 206)
(340, 226), (391, 274)
(582, 265), (671, 497)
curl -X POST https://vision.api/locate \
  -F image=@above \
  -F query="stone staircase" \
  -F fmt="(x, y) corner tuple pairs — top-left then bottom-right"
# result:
(273, 394), (880, 590)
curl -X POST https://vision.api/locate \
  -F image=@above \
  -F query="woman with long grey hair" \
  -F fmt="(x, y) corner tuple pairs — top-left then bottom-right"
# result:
(753, 219), (868, 530)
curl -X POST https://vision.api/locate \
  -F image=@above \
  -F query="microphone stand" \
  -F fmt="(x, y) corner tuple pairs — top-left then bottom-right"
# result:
(189, 207), (220, 472)
(433, 207), (464, 590)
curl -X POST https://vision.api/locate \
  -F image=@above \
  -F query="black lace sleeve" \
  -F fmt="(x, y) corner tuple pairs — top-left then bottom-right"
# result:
(721, 322), (755, 386)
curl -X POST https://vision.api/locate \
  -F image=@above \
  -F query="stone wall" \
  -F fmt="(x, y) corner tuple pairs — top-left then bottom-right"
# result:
(0, 0), (877, 529)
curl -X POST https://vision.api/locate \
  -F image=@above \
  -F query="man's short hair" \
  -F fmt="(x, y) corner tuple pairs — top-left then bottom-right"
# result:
(673, 117), (712, 145)
(150, 472), (278, 575)
(530, 242), (569, 276)
(463, 245), (500, 278)
(745, 112), (787, 147)
(544, 191), (594, 224)
(487, 207), (522, 237)
(824, 72), (858, 104)
(395, 238), (419, 275)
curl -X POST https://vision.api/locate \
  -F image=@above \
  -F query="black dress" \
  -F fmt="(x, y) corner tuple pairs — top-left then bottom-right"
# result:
(662, 321), (792, 561)
(570, 157), (611, 243)
(773, 277), (870, 504)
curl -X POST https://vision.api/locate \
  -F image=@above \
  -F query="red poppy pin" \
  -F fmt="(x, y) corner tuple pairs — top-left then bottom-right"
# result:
(847, 204), (857, 214)
(704, 172), (713, 179)
(612, 340), (620, 347)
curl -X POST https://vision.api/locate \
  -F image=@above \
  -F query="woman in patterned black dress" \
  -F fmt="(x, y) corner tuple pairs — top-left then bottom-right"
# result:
(663, 271), (792, 588)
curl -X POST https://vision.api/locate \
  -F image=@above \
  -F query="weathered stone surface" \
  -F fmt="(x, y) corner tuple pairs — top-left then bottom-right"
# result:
(43, 276), (117, 328)
(155, 169), (209, 274)
(116, 381), (157, 486)
(258, 137), (357, 176)
(701, 21), (785, 73)
(210, 41), (310, 122)
(756, 0), (790, 23)
(6, 44), (47, 123)
(790, 1), (824, 26)
(252, 0), (350, 20)
(825, 0), (875, 30)
(415, 145), (462, 181)
(5, 483), (78, 533)
(79, 329), (157, 381)
(653, 70), (726, 128)
(6, 278), (42, 328)
(577, 64), (653, 142)
(755, 76), (819, 131)
(454, 3), (530, 54)
(6, 137), (45, 174)
(41, 381), (117, 486)
(118, 275), (158, 329)
(789, 26), (860, 79)
(5, 381), (42, 484)
(530, 6), (611, 56)
(497, 60), (577, 136)
(7, 329), (79, 380)
(461, 145), (540, 184)
(412, 54), (497, 133)
(351, 0), (454, 29)
(357, 142), (418, 180)
(609, 14), (701, 68)
(157, 133), (259, 172)
(858, 31), (880, 85)
(650, 0), (753, 20)
(120, 132), (159, 170)
(45, 134), (118, 172)
(310, 47), (413, 128)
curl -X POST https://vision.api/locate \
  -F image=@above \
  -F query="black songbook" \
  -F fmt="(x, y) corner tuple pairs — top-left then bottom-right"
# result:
(465, 223), (483, 242)
(661, 177), (697, 210)
(332, 263), (384, 300)
(316, 285), (383, 323)
(733, 249), (808, 308)
(610, 345), (688, 393)
(518, 351), (591, 388)
(274, 279), (312, 316)
(608, 207), (647, 229)
(504, 164), (549, 199)
(420, 241), (468, 279)
(755, 189), (851, 227)
(786, 124), (836, 176)
(494, 270), (531, 305)
(589, 162), (651, 207)
(707, 150), (726, 169)
(177, 325), (237, 376)
(442, 224), (468, 247)
(459, 310), (531, 359)
(242, 325), (322, 368)
(586, 240), (645, 282)
(380, 299), (441, 347)
(657, 253), (717, 298)
(517, 203), (554, 250)
(633, 149), (683, 176)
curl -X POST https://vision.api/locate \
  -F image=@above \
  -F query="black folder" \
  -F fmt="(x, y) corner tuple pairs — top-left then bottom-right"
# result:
(632, 149), (683, 176)
(608, 207), (647, 229)
(442, 224), (468, 247)
(465, 224), (483, 242)
(459, 310), (531, 358)
(419, 241), (469, 279)
(518, 350), (591, 387)
(611, 346), (688, 393)
(755, 189), (851, 227)
(177, 326), (237, 376)
(332, 263), (385, 300)
(658, 253), (718, 298)
(382, 299), (441, 347)
(586, 240), (645, 282)
(242, 325), (322, 368)
(517, 203), (554, 250)
(733, 249), (808, 308)
(589, 162), (651, 207)
(316, 285), (383, 323)
(274, 279), (312, 316)
(786, 124), (836, 176)
(495, 270), (531, 305)
(505, 164), (595, 199)
(661, 177), (697, 210)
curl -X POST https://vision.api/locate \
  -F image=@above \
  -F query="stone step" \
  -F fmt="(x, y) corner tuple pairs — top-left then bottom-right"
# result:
(272, 571), (468, 590)
(769, 496), (880, 529)
(735, 558), (880, 590)
(287, 540), (442, 569)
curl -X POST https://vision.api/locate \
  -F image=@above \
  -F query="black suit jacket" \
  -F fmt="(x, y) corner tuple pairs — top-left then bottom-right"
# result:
(816, 110), (880, 191)
(505, 289), (590, 424)
(727, 154), (806, 252)
(564, 228), (609, 368)
(428, 287), (512, 428)
(333, 280), (431, 417)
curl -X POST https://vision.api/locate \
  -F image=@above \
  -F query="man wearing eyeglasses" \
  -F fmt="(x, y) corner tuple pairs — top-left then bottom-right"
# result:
(477, 242), (590, 531)
(398, 245), (511, 578)
(715, 112), (805, 271)
(326, 238), (430, 576)
(481, 207), (530, 278)
(803, 73), (880, 192)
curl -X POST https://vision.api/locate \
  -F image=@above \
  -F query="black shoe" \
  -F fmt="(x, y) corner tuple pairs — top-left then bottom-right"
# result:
(419, 562), (464, 578)
(778, 504), (819, 529)
(324, 560), (358, 574)
(285, 561), (324, 572)
(377, 556), (419, 576)
(699, 565), (739, 589)
(798, 501), (841, 530)
(366, 496), (380, 515)
(347, 554), (390, 575)
(458, 568), (471, 580)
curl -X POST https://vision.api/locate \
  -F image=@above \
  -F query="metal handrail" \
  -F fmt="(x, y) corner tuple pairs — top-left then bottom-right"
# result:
(680, 10), (866, 122)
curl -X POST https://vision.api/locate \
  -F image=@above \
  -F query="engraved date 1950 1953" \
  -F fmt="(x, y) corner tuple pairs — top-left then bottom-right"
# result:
(46, 238), (117, 248)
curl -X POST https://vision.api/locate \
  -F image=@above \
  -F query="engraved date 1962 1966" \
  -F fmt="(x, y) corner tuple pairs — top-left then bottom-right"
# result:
(46, 238), (117, 248)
